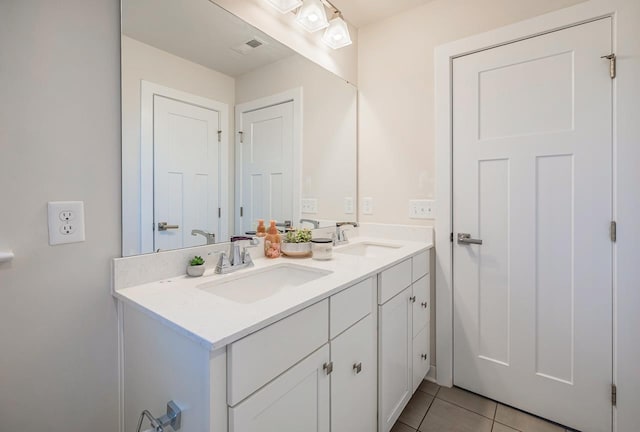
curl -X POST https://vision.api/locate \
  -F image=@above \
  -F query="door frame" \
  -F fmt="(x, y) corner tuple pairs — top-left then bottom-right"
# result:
(234, 87), (303, 234)
(140, 80), (230, 253)
(435, 2), (640, 430)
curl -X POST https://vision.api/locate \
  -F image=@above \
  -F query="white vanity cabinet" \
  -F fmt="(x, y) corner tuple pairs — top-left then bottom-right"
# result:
(228, 277), (377, 432)
(378, 251), (431, 432)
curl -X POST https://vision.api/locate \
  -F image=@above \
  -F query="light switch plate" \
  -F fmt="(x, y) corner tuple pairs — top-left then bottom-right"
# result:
(362, 197), (373, 215)
(48, 201), (85, 245)
(301, 198), (318, 214)
(344, 197), (354, 214)
(409, 199), (435, 219)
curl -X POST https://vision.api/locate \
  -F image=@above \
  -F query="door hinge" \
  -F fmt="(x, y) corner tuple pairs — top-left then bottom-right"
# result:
(610, 221), (617, 242)
(240, 206), (244, 217)
(612, 384), (617, 406)
(601, 53), (616, 79)
(152, 222), (156, 232)
(323, 361), (334, 375)
(217, 130), (222, 142)
(450, 232), (454, 243)
(238, 131), (244, 143)
(218, 207), (221, 218)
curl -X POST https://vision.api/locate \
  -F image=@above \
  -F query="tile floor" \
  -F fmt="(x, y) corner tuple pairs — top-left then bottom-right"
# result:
(392, 381), (578, 432)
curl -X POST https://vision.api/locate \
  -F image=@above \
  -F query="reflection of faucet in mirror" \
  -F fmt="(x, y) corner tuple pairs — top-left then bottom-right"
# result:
(275, 220), (292, 233)
(334, 222), (359, 246)
(191, 229), (216, 245)
(215, 236), (259, 274)
(299, 218), (320, 229)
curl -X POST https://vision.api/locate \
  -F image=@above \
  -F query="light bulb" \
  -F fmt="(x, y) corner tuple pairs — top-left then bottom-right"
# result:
(295, 0), (329, 33)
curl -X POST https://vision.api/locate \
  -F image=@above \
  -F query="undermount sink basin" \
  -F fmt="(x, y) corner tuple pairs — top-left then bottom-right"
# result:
(197, 264), (332, 304)
(335, 242), (402, 258)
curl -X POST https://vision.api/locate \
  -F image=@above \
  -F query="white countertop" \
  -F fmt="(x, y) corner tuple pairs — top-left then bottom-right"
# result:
(114, 237), (432, 351)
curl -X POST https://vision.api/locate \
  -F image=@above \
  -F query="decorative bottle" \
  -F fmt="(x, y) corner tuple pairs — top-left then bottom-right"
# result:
(264, 220), (281, 258)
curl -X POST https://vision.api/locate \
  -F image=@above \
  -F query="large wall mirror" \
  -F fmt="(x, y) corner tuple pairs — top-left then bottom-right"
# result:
(121, 0), (357, 256)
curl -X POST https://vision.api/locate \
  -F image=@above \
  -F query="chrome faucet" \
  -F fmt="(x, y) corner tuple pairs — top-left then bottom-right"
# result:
(215, 236), (259, 274)
(299, 218), (320, 229)
(191, 229), (216, 245)
(334, 222), (359, 245)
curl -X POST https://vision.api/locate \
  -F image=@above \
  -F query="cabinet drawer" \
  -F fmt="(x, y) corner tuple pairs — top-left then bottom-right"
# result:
(412, 326), (430, 393)
(330, 278), (374, 339)
(378, 259), (412, 304)
(412, 275), (430, 338)
(228, 299), (329, 406)
(412, 250), (430, 282)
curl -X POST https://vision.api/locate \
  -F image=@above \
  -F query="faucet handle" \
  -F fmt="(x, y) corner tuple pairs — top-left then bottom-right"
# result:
(215, 252), (231, 273)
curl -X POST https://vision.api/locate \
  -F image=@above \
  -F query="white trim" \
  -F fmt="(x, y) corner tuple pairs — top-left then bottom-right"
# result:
(139, 80), (230, 253)
(435, 0), (621, 390)
(234, 88), (303, 235)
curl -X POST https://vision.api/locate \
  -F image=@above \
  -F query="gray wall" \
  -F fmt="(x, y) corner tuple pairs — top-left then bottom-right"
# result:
(0, 1), (120, 431)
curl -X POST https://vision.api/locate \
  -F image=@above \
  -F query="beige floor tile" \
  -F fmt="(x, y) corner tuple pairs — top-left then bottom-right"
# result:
(392, 421), (417, 432)
(419, 379), (441, 396)
(436, 386), (497, 419)
(493, 422), (519, 432)
(399, 390), (434, 428)
(495, 405), (564, 432)
(419, 398), (493, 432)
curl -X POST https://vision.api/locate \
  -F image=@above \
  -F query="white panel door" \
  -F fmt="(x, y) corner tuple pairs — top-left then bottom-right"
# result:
(229, 344), (330, 432)
(238, 101), (294, 234)
(331, 314), (376, 432)
(153, 95), (220, 251)
(453, 19), (612, 432)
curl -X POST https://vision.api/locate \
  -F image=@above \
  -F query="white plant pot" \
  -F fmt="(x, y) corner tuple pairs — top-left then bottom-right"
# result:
(281, 242), (312, 257)
(187, 264), (205, 277)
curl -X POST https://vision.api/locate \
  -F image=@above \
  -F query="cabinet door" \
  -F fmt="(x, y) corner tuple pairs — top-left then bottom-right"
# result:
(378, 287), (412, 432)
(412, 326), (430, 392)
(331, 314), (376, 432)
(412, 275), (429, 338)
(229, 344), (330, 432)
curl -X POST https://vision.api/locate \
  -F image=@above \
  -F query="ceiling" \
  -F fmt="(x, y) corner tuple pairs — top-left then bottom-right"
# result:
(122, 0), (295, 77)
(330, 0), (435, 28)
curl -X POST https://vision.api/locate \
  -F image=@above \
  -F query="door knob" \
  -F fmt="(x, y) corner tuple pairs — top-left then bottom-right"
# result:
(457, 233), (482, 245)
(158, 222), (179, 231)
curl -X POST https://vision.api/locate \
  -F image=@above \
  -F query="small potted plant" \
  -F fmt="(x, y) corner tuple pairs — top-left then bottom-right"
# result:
(187, 255), (206, 277)
(281, 228), (313, 257)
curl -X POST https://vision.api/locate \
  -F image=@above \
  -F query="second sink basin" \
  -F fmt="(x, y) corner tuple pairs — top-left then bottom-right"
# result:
(335, 241), (402, 258)
(197, 264), (332, 304)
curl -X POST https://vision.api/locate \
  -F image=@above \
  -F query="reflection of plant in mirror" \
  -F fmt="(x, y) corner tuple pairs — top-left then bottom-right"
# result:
(190, 256), (205, 266)
(284, 229), (312, 243)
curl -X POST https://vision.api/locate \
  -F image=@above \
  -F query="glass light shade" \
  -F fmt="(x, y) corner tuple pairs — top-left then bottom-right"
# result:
(322, 16), (352, 49)
(264, 0), (303, 14)
(295, 0), (329, 33)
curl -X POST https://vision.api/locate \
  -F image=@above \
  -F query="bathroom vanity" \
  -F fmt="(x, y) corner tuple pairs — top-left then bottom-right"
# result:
(114, 237), (432, 432)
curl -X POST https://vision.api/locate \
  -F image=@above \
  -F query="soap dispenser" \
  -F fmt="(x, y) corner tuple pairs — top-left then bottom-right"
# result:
(256, 219), (266, 237)
(264, 220), (281, 258)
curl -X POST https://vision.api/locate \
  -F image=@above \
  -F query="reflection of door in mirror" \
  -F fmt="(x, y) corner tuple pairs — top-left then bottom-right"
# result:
(153, 96), (220, 251)
(236, 90), (301, 235)
(138, 81), (230, 254)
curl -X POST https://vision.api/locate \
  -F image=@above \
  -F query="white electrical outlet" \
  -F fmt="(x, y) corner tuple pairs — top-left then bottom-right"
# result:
(301, 198), (318, 214)
(362, 197), (373, 215)
(409, 199), (435, 219)
(344, 197), (354, 214)
(48, 201), (85, 245)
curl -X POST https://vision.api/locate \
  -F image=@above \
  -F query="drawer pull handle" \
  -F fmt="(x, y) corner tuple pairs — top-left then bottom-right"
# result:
(409, 296), (416, 303)
(421, 301), (428, 308)
(323, 361), (333, 375)
(353, 362), (362, 374)
(421, 353), (428, 360)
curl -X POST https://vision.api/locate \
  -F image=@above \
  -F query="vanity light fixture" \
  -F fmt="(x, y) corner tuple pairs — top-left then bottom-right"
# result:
(322, 13), (352, 49)
(295, 0), (329, 33)
(265, 0), (302, 14)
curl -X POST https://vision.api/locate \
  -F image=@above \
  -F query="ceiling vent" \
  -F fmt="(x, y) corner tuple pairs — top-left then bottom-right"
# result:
(232, 37), (267, 55)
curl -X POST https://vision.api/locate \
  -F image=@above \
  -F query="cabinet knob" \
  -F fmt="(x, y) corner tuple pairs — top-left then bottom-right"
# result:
(409, 296), (416, 303)
(353, 362), (362, 374)
(421, 301), (428, 308)
(323, 361), (333, 375)
(421, 353), (428, 360)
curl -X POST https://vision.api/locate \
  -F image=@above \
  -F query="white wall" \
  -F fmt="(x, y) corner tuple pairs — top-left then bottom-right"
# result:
(235, 55), (357, 223)
(121, 36), (236, 255)
(212, 0), (358, 85)
(357, 0), (587, 225)
(0, 1), (120, 431)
